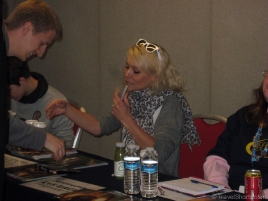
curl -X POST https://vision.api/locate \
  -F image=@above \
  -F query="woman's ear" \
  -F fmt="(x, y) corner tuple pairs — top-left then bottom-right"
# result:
(151, 74), (157, 82)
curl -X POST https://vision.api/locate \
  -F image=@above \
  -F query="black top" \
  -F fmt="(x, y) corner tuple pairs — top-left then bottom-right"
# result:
(1, 3), (9, 200)
(207, 106), (268, 190)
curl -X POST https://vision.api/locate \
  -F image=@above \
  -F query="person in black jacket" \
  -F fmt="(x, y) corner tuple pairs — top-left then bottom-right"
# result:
(0, 1), (7, 199)
(204, 70), (268, 199)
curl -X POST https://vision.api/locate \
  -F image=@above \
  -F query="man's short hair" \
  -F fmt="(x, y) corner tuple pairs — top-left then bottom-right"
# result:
(4, 0), (63, 40)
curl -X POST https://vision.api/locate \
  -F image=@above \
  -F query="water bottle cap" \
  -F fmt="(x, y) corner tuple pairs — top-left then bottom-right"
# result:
(116, 142), (125, 148)
(127, 144), (136, 149)
(146, 147), (154, 152)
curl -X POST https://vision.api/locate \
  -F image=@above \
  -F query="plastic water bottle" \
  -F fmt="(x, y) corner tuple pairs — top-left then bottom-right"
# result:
(124, 144), (140, 194)
(140, 147), (158, 198)
(114, 142), (125, 179)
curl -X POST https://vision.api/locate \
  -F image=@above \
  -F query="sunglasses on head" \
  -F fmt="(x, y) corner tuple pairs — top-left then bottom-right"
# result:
(136, 38), (162, 60)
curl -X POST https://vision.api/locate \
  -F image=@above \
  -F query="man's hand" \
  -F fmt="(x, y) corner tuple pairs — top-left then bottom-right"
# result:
(44, 133), (65, 161)
(45, 100), (68, 120)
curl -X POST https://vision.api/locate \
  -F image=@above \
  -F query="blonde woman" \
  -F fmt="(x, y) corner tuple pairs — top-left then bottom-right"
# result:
(46, 39), (200, 177)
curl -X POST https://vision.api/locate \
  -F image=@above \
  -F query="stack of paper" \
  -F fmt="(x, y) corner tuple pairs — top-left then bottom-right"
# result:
(6, 145), (77, 160)
(159, 177), (225, 201)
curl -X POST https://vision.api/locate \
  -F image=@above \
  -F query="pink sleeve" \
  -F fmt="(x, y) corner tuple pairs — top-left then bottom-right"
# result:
(263, 189), (268, 199)
(203, 155), (230, 188)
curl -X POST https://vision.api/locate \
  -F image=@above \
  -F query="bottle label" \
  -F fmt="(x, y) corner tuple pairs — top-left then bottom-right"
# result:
(141, 163), (157, 174)
(124, 160), (140, 170)
(114, 161), (124, 177)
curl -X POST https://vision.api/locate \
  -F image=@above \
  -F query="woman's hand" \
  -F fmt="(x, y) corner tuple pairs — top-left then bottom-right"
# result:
(45, 99), (68, 120)
(112, 88), (155, 148)
(112, 88), (130, 124)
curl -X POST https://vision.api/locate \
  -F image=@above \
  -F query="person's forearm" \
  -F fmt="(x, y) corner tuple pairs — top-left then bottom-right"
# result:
(121, 115), (155, 149)
(203, 155), (230, 188)
(263, 189), (268, 200)
(9, 116), (46, 150)
(64, 103), (101, 136)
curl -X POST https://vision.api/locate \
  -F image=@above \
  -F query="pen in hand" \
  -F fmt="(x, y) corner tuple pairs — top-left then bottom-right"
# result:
(120, 85), (128, 100)
(190, 179), (218, 188)
(111, 86), (128, 108)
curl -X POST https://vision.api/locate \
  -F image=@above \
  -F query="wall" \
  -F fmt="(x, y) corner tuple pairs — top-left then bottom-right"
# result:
(6, 0), (268, 160)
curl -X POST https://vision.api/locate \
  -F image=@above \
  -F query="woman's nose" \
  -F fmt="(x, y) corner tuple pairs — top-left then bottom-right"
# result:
(125, 69), (132, 77)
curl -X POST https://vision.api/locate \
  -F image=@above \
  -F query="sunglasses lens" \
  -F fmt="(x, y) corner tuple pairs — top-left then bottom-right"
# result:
(146, 44), (157, 52)
(137, 39), (147, 46)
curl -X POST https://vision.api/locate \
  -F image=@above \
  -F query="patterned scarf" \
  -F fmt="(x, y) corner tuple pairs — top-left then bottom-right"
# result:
(122, 88), (201, 149)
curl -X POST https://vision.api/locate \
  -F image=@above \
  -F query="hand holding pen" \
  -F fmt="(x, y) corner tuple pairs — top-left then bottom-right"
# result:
(112, 86), (129, 122)
(112, 85), (128, 105)
(120, 85), (128, 100)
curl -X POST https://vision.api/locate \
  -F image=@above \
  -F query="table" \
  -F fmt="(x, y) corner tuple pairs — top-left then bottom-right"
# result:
(4, 151), (176, 201)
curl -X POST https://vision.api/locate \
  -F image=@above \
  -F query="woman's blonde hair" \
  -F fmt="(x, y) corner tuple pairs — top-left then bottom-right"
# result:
(126, 42), (185, 94)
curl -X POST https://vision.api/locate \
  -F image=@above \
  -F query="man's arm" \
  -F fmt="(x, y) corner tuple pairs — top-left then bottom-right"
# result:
(9, 115), (65, 160)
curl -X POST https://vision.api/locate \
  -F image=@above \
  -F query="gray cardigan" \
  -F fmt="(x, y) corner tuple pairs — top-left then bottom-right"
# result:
(99, 95), (182, 177)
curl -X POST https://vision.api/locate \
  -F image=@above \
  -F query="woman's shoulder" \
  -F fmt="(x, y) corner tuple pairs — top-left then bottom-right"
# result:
(226, 105), (252, 128)
(229, 105), (250, 118)
(160, 94), (183, 115)
(163, 94), (183, 106)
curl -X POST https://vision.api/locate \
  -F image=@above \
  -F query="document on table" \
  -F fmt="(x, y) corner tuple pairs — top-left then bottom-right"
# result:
(4, 154), (36, 168)
(158, 177), (225, 201)
(21, 177), (105, 195)
(158, 185), (194, 201)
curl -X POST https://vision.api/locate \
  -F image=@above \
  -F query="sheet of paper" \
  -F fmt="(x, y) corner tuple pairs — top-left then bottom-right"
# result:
(158, 181), (194, 201)
(21, 177), (105, 195)
(5, 154), (36, 168)
(158, 177), (226, 201)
